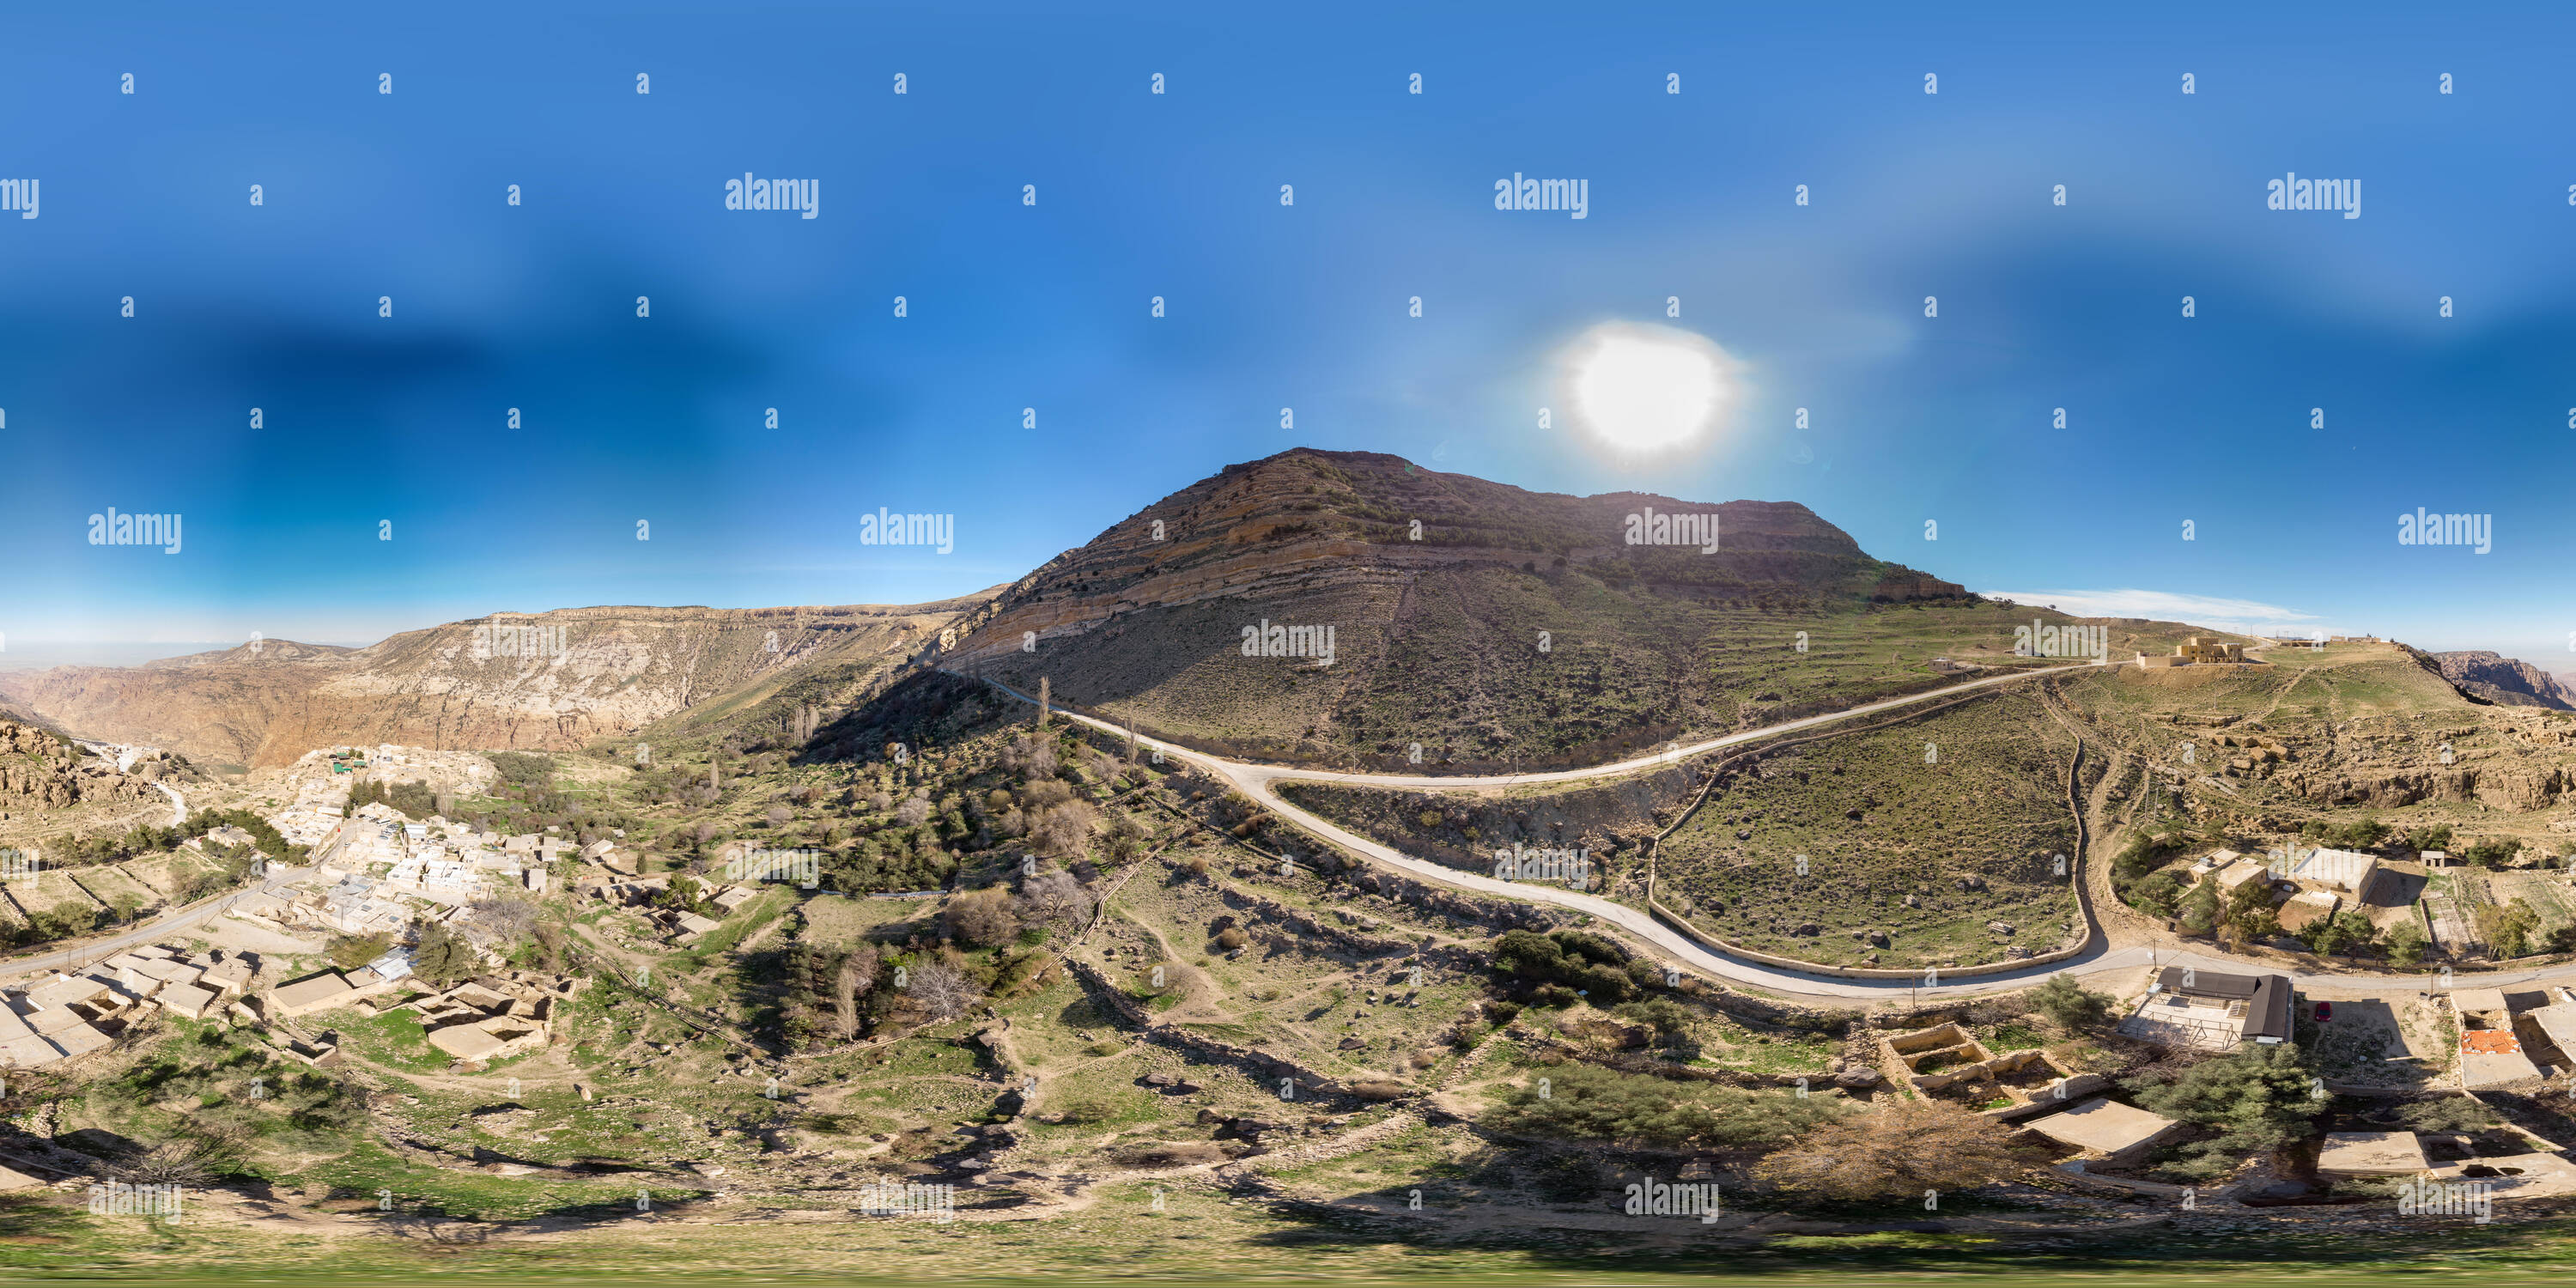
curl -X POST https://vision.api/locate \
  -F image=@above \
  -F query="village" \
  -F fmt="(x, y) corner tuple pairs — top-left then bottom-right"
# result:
(0, 744), (798, 1079)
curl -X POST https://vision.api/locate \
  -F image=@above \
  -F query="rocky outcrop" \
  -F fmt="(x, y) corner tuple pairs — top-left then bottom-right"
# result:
(2434, 651), (2576, 711)
(2283, 763), (2573, 812)
(0, 720), (158, 810)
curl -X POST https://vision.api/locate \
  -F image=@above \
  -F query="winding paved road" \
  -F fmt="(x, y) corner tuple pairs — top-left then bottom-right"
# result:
(956, 666), (2576, 1006)
(0, 866), (313, 981)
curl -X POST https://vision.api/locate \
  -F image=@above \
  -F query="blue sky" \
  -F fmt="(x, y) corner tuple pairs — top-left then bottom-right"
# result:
(3, 3), (2571, 669)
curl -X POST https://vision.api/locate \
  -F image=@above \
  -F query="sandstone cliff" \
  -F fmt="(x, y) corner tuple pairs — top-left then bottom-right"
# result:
(2434, 651), (2576, 711)
(0, 598), (995, 769)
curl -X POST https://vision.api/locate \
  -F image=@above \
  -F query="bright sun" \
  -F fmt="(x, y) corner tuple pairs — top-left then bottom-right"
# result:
(1566, 324), (1739, 453)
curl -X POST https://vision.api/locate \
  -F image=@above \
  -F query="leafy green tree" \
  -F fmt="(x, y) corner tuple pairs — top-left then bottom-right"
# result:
(410, 920), (477, 986)
(2404, 823), (2454, 854)
(2129, 870), (2184, 918)
(2129, 1043), (2323, 1180)
(2219, 877), (2281, 946)
(2178, 878), (2220, 935)
(2476, 898), (2539, 958)
(2462, 838), (2518, 869)
(2301, 908), (2379, 957)
(2385, 920), (2430, 966)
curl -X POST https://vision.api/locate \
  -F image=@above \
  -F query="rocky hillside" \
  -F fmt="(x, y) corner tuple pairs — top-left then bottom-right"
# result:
(0, 598), (994, 770)
(2434, 651), (2576, 711)
(0, 720), (162, 811)
(953, 447), (1984, 769)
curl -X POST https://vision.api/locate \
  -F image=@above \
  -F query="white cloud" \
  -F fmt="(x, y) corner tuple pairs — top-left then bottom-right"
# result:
(1976, 588), (2335, 637)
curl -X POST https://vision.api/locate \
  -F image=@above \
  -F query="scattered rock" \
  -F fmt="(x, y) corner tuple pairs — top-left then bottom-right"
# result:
(1986, 920), (2015, 936)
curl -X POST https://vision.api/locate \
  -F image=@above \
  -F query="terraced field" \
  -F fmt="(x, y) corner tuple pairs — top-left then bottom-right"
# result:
(1651, 690), (2083, 969)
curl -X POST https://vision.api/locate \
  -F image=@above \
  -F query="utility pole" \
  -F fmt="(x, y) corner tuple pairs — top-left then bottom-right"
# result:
(1125, 715), (1138, 762)
(1037, 677), (1050, 729)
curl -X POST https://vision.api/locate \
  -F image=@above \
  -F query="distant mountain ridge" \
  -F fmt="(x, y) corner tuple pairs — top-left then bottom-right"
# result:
(2433, 650), (2576, 711)
(0, 598), (994, 769)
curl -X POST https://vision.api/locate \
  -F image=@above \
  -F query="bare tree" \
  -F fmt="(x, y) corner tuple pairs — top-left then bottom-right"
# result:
(460, 897), (539, 954)
(945, 887), (1020, 947)
(896, 794), (933, 827)
(1016, 870), (1092, 933)
(906, 960), (981, 1022)
(1032, 799), (1100, 859)
(999, 734), (1059, 780)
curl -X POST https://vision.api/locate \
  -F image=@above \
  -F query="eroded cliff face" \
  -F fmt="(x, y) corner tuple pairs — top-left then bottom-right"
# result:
(0, 598), (992, 769)
(2435, 651), (2576, 711)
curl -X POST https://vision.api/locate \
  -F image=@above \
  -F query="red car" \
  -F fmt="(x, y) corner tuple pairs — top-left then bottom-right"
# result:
(2313, 1001), (2333, 1023)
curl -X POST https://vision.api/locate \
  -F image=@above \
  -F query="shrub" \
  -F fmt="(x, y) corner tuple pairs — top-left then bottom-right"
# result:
(2461, 838), (2518, 869)
(1488, 1064), (1840, 1151)
(2028, 976), (2113, 1030)
(945, 887), (1020, 949)
(1756, 1099), (2034, 1200)
(325, 933), (393, 971)
(1491, 929), (1638, 1004)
